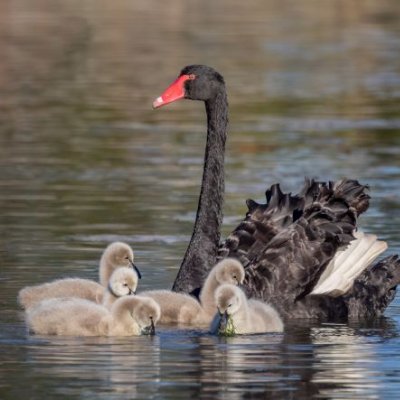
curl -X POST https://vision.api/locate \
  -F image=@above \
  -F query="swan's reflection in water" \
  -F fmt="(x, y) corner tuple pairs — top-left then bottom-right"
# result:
(310, 320), (390, 399)
(21, 319), (398, 399)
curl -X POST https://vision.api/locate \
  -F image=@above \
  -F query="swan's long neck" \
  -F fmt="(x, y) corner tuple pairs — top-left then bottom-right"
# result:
(172, 91), (228, 294)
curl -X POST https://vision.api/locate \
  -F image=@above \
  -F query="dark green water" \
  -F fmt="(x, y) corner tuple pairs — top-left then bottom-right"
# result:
(1, 1), (400, 399)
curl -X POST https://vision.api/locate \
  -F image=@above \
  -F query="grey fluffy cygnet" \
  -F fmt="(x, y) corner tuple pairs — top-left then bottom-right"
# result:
(199, 258), (245, 320)
(139, 258), (245, 327)
(101, 267), (138, 308)
(99, 242), (141, 287)
(26, 295), (160, 337)
(210, 284), (284, 335)
(18, 242), (140, 310)
(140, 290), (206, 326)
(18, 278), (104, 310)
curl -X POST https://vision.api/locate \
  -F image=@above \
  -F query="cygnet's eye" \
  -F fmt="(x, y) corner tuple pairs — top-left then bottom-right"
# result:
(228, 304), (232, 308)
(233, 275), (237, 280)
(123, 283), (128, 287)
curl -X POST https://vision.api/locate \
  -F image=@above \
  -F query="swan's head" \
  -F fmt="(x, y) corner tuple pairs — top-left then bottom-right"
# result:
(215, 284), (244, 317)
(102, 242), (142, 280)
(153, 65), (225, 108)
(131, 296), (161, 336)
(215, 258), (245, 286)
(108, 267), (138, 297)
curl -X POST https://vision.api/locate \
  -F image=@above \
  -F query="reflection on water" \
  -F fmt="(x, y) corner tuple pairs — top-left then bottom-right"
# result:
(1, 0), (400, 399)
(2, 322), (399, 399)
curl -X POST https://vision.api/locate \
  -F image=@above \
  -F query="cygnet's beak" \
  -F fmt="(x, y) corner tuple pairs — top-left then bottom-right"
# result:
(218, 310), (228, 334)
(142, 317), (155, 335)
(150, 317), (155, 335)
(129, 260), (142, 279)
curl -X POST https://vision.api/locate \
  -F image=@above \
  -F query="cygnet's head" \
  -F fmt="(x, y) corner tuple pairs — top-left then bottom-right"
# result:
(214, 284), (245, 336)
(108, 267), (138, 297)
(101, 242), (142, 279)
(215, 258), (245, 286)
(215, 284), (243, 316)
(131, 296), (161, 335)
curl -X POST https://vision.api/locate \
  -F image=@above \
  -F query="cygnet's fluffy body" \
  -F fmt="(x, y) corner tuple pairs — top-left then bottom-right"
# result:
(200, 258), (245, 319)
(18, 278), (104, 310)
(26, 295), (160, 337)
(18, 242), (138, 310)
(210, 284), (284, 335)
(140, 290), (207, 326)
(101, 267), (138, 309)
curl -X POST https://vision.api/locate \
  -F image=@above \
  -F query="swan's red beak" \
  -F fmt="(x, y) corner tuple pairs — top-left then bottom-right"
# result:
(153, 74), (191, 109)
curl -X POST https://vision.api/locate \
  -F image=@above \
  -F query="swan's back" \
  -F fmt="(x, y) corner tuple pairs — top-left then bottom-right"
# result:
(218, 179), (379, 318)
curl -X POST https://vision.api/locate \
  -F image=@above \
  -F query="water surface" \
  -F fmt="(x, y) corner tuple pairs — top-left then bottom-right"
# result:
(1, 1), (400, 399)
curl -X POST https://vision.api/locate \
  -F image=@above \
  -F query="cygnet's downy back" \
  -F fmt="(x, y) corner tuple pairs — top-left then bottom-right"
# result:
(26, 295), (161, 337)
(18, 242), (142, 310)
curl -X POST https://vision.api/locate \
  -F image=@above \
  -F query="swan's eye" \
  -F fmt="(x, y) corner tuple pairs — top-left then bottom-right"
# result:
(188, 74), (196, 80)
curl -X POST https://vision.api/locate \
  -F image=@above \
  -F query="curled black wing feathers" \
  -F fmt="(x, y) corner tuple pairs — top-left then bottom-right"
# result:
(219, 179), (375, 318)
(345, 255), (400, 319)
(218, 179), (369, 267)
(244, 200), (358, 307)
(217, 183), (304, 266)
(214, 177), (398, 320)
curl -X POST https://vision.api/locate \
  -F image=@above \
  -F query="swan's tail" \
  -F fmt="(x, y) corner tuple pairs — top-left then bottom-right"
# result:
(310, 231), (388, 296)
(344, 255), (400, 319)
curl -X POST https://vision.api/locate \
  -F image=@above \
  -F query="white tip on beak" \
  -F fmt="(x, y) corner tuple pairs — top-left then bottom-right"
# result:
(152, 96), (164, 109)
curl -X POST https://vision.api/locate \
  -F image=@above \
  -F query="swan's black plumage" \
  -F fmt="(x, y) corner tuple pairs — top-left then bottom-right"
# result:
(171, 66), (228, 294)
(156, 64), (400, 320)
(345, 255), (400, 319)
(217, 178), (375, 318)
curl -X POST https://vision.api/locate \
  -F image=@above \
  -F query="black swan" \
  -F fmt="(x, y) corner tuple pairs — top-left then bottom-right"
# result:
(153, 65), (400, 320)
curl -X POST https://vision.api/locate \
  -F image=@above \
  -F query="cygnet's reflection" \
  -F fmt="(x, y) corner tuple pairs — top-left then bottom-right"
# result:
(23, 317), (397, 400)
(25, 335), (161, 398)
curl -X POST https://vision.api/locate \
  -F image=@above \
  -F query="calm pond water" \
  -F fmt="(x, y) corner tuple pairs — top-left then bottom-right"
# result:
(1, 1), (400, 399)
